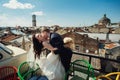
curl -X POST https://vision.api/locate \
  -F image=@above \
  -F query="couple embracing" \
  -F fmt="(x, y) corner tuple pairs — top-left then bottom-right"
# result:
(27, 27), (73, 80)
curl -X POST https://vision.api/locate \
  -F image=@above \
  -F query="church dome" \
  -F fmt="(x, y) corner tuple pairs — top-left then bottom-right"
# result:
(99, 14), (111, 26)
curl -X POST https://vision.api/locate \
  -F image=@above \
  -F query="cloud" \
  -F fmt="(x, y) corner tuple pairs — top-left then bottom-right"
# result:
(0, 14), (8, 21)
(0, 14), (31, 26)
(31, 11), (44, 16)
(0, 14), (9, 26)
(2, 0), (34, 9)
(47, 20), (53, 22)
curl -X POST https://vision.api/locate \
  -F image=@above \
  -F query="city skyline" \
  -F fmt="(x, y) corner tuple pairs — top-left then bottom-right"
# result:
(0, 0), (120, 27)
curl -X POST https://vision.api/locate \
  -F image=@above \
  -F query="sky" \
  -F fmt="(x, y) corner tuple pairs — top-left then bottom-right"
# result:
(0, 0), (120, 27)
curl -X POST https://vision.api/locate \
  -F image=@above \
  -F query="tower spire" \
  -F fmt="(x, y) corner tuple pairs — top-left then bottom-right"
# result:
(104, 14), (106, 18)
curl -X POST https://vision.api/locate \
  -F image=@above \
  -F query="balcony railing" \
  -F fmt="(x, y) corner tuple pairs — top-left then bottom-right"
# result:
(72, 51), (120, 75)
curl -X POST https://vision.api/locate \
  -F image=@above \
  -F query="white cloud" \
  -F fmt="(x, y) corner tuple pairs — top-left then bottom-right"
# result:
(31, 11), (44, 16)
(47, 20), (53, 22)
(0, 14), (31, 27)
(3, 0), (34, 9)
(0, 14), (8, 21)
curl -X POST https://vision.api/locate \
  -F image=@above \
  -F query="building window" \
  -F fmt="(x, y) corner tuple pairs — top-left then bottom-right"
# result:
(75, 45), (80, 52)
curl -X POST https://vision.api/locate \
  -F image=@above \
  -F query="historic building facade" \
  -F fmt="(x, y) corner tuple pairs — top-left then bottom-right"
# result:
(62, 32), (99, 54)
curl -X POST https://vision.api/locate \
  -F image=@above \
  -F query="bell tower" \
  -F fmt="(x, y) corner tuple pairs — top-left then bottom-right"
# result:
(32, 14), (36, 27)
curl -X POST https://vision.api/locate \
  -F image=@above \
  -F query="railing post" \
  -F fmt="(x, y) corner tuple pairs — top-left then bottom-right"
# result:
(87, 56), (92, 80)
(89, 57), (91, 65)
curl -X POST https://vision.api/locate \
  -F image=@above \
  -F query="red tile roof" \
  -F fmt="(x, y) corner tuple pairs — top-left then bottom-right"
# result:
(104, 43), (118, 49)
(1, 34), (20, 42)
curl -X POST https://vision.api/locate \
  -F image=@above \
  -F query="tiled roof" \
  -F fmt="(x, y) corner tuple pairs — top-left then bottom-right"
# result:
(104, 43), (119, 49)
(1, 34), (21, 42)
(74, 28), (86, 32)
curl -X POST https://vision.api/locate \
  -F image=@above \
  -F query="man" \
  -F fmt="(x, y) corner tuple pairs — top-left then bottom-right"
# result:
(40, 27), (73, 79)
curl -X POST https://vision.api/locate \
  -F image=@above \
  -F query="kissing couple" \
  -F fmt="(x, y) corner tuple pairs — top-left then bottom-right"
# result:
(27, 27), (73, 80)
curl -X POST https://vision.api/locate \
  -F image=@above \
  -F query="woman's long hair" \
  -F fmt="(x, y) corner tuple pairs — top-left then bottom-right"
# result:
(32, 34), (43, 59)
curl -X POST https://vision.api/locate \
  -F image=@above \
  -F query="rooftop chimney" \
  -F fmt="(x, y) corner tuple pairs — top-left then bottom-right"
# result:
(106, 32), (110, 43)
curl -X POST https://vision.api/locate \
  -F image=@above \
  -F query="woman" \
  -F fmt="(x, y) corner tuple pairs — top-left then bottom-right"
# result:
(28, 33), (65, 80)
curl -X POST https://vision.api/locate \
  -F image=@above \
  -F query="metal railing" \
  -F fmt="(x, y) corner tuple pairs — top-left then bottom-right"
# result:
(72, 51), (120, 75)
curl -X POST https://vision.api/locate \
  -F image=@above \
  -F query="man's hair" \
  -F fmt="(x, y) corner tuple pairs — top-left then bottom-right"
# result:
(41, 27), (50, 33)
